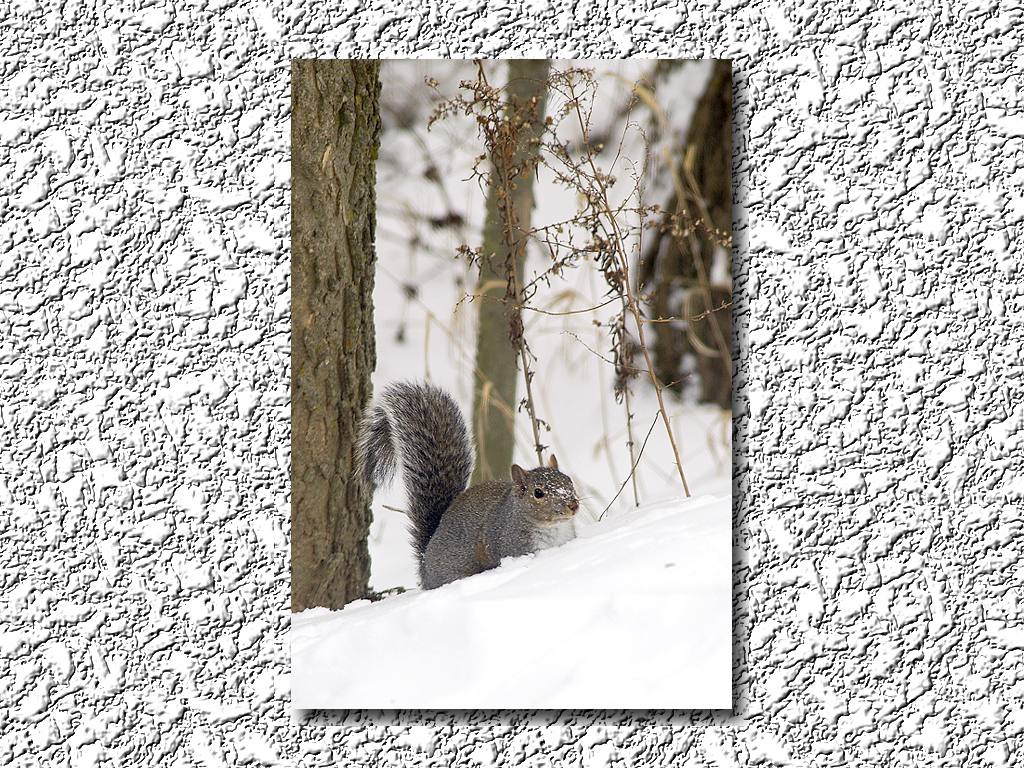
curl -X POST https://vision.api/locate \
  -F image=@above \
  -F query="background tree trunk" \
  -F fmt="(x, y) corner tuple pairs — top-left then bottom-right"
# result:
(637, 60), (733, 409)
(291, 60), (381, 612)
(471, 59), (550, 483)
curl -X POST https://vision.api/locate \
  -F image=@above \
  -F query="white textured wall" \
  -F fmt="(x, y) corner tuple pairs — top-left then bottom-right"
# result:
(2, 2), (1020, 766)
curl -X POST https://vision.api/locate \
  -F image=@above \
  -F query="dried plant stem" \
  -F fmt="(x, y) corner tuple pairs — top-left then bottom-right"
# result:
(461, 60), (551, 476)
(623, 381), (640, 506)
(600, 413), (660, 520)
(625, 276), (691, 496)
(505, 232), (543, 463)
(568, 88), (691, 497)
(679, 151), (733, 377)
(488, 80), (547, 464)
(430, 64), (710, 500)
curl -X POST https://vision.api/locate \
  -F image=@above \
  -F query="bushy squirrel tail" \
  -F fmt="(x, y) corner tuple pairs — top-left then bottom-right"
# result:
(356, 381), (474, 557)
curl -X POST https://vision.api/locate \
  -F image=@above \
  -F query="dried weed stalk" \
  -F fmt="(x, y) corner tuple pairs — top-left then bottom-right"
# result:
(431, 64), (726, 499)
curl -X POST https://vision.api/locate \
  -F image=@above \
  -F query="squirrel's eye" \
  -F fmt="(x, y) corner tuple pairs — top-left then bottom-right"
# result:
(534, 488), (545, 499)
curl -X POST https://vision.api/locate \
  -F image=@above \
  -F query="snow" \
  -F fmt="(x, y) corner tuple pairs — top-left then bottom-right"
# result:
(293, 493), (731, 710)
(292, 61), (732, 711)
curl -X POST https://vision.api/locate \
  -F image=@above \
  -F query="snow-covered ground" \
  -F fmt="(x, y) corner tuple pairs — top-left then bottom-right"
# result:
(292, 61), (732, 710)
(293, 493), (731, 709)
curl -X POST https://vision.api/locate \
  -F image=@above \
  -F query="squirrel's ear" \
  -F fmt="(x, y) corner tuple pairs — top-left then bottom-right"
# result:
(510, 464), (527, 487)
(548, 454), (559, 470)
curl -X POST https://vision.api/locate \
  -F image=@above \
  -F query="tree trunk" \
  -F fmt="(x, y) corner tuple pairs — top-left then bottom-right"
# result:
(291, 60), (381, 612)
(637, 60), (733, 409)
(471, 59), (550, 483)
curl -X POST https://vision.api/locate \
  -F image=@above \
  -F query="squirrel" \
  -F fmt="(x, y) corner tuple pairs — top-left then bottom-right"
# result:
(356, 381), (580, 589)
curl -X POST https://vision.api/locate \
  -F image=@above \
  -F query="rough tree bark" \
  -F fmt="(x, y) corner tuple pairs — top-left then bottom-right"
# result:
(471, 59), (550, 484)
(291, 60), (381, 612)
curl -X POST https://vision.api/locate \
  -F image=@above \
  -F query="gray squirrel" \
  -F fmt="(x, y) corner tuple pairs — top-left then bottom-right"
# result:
(356, 381), (579, 589)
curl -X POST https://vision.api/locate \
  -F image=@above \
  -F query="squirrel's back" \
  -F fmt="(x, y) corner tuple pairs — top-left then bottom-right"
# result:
(421, 464), (578, 589)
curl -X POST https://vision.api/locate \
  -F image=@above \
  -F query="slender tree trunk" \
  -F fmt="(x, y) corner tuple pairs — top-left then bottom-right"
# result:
(637, 60), (733, 409)
(471, 59), (550, 483)
(291, 60), (381, 611)
(682, 59), (732, 409)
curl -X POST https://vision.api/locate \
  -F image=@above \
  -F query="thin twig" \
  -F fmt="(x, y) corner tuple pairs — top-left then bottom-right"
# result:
(600, 413), (660, 520)
(562, 331), (692, 387)
(566, 77), (690, 496)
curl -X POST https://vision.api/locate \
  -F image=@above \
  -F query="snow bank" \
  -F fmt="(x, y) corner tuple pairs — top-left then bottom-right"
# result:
(292, 493), (731, 710)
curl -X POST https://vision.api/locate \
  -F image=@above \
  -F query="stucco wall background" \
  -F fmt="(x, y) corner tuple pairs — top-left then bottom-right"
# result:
(2, 2), (1021, 766)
